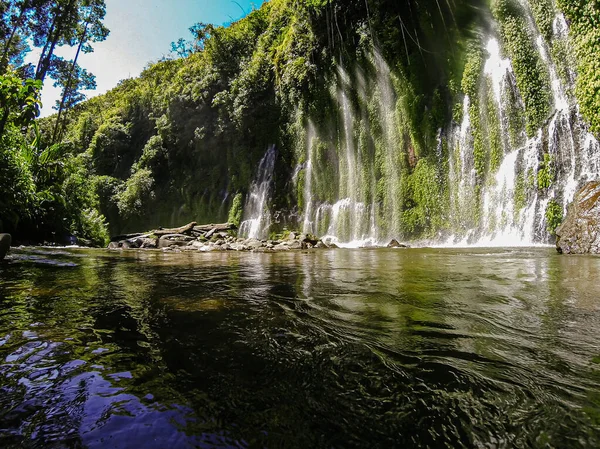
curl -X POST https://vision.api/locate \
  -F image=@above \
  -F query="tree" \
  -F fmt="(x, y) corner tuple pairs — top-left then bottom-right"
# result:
(33, 0), (80, 82)
(49, 56), (96, 141)
(50, 0), (108, 142)
(0, 0), (38, 74)
(169, 22), (213, 58)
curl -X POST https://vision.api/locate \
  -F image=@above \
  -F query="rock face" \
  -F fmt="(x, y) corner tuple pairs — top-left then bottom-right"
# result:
(0, 234), (11, 260)
(556, 181), (600, 254)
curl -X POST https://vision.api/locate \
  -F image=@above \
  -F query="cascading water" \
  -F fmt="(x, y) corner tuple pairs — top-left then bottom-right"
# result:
(248, 3), (599, 247)
(445, 6), (600, 246)
(239, 145), (277, 240)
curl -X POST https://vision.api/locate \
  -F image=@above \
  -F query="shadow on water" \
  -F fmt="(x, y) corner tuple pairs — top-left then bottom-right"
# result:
(1, 247), (600, 448)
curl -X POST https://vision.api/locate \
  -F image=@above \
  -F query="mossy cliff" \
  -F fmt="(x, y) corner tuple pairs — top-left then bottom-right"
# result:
(42, 0), (600, 243)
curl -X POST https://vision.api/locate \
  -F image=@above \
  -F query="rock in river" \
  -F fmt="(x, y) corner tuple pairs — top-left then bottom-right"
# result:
(556, 181), (600, 254)
(0, 234), (11, 260)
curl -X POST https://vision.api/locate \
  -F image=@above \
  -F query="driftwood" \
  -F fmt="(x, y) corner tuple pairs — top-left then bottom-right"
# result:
(110, 222), (238, 243)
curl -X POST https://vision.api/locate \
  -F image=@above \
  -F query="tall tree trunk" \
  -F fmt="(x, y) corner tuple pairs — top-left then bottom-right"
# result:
(52, 20), (88, 143)
(0, 4), (28, 74)
(35, 14), (57, 81)
(36, 0), (77, 82)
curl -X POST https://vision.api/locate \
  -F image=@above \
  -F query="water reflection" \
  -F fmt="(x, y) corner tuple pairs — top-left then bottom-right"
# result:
(1, 247), (600, 447)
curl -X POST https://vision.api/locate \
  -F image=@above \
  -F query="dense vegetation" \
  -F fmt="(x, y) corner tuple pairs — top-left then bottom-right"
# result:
(1, 0), (109, 245)
(1, 0), (599, 244)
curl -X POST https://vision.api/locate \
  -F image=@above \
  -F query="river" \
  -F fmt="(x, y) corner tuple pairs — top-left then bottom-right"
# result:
(1, 247), (600, 448)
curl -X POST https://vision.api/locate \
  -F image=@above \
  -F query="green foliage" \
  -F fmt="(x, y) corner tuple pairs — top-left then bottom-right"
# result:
(528, 0), (555, 42)
(537, 153), (554, 190)
(461, 43), (484, 97)
(0, 73), (42, 134)
(227, 193), (244, 228)
(557, 0), (600, 136)
(115, 167), (155, 218)
(400, 158), (449, 237)
(545, 199), (563, 235)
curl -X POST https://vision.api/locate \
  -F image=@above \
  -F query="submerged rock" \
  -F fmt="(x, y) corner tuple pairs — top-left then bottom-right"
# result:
(0, 234), (11, 260)
(556, 181), (600, 254)
(387, 239), (409, 248)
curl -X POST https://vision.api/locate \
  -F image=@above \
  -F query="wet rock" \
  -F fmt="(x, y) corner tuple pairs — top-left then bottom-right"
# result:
(245, 239), (264, 250)
(288, 240), (302, 250)
(0, 234), (11, 260)
(387, 239), (408, 248)
(273, 244), (290, 252)
(328, 243), (339, 249)
(556, 181), (600, 254)
(288, 232), (297, 240)
(139, 238), (158, 249)
(158, 234), (195, 248)
(315, 241), (328, 249)
(190, 241), (206, 250)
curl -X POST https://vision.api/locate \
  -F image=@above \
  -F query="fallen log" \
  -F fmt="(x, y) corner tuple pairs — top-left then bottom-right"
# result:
(110, 222), (197, 243)
(154, 222), (197, 237)
(192, 223), (237, 233)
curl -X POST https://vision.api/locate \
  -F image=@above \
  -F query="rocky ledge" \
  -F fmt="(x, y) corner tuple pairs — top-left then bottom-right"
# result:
(109, 222), (336, 252)
(556, 181), (600, 254)
(108, 222), (410, 252)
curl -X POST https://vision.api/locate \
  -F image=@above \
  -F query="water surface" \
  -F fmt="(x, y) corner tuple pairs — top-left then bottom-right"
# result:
(1, 247), (600, 448)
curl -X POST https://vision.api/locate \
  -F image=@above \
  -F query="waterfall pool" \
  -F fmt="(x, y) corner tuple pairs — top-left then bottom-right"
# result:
(1, 247), (600, 448)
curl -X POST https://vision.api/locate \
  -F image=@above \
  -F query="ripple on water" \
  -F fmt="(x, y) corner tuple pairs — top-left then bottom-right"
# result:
(0, 247), (600, 447)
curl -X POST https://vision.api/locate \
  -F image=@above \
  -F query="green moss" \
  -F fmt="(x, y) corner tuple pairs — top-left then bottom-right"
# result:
(537, 153), (555, 190)
(400, 158), (449, 237)
(502, 76), (527, 148)
(493, 0), (551, 136)
(486, 79), (503, 174)
(545, 198), (563, 235)
(461, 42), (484, 97)
(557, 0), (600, 136)
(528, 0), (555, 42)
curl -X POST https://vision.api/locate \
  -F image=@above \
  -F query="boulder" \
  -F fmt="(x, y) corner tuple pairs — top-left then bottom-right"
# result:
(158, 234), (195, 248)
(387, 239), (409, 248)
(245, 239), (264, 250)
(288, 240), (302, 250)
(556, 181), (600, 254)
(0, 234), (11, 260)
(315, 240), (328, 249)
(139, 238), (158, 249)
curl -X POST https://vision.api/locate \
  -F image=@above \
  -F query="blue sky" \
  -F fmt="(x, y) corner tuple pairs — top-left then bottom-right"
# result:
(35, 0), (266, 117)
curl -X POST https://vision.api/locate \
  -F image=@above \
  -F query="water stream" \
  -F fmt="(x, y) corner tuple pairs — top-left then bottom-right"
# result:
(1, 247), (600, 447)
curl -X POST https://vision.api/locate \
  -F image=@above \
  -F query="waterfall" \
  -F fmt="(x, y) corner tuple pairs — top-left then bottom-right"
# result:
(293, 3), (599, 247)
(443, 7), (600, 246)
(239, 145), (277, 240)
